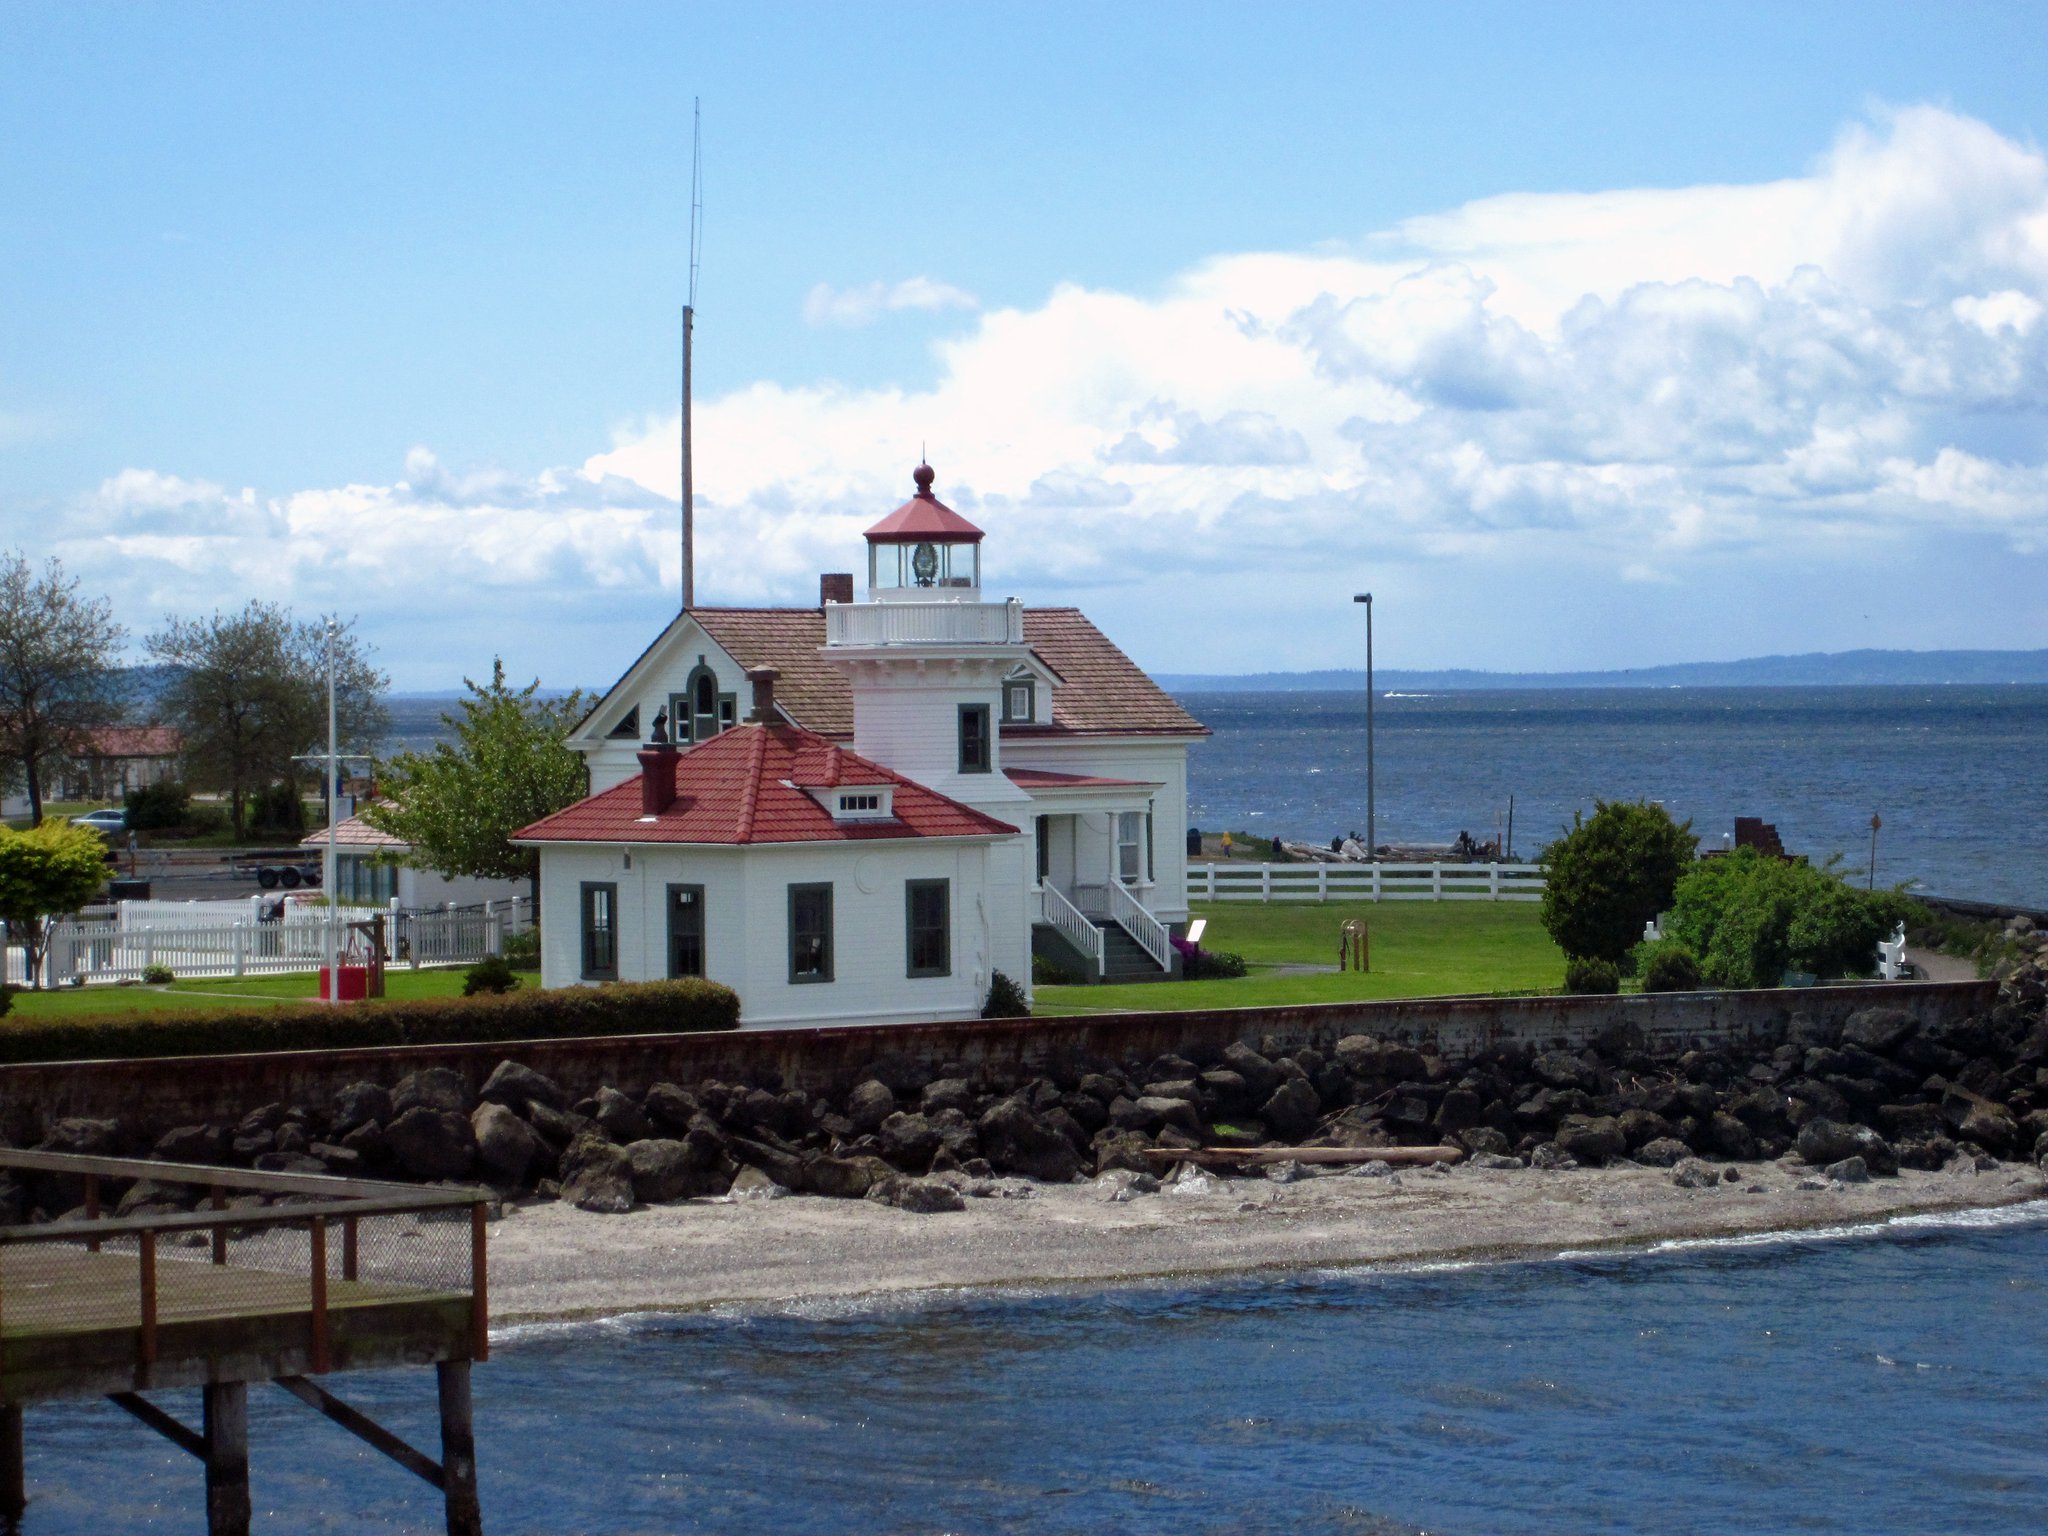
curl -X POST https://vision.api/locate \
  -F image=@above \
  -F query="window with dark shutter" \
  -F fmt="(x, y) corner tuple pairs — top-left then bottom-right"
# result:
(667, 883), (705, 978)
(906, 879), (950, 978)
(958, 704), (991, 773)
(580, 882), (618, 979)
(789, 883), (833, 983)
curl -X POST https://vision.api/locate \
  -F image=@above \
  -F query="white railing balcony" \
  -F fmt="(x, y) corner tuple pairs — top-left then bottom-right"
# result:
(825, 598), (1024, 648)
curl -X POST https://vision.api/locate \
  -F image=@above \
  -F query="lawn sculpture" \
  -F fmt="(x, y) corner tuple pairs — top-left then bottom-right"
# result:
(1338, 917), (1370, 972)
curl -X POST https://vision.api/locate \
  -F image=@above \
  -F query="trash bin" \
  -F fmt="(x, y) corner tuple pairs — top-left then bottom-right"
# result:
(1186, 826), (1202, 856)
(319, 965), (370, 1002)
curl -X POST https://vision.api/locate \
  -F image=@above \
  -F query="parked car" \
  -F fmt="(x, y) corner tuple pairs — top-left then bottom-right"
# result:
(71, 808), (127, 835)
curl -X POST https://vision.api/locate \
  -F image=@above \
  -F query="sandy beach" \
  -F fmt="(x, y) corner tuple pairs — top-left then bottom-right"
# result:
(485, 1157), (2048, 1324)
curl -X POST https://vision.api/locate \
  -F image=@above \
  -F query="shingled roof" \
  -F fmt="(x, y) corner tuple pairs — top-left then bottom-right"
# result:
(682, 606), (1206, 741)
(515, 722), (1019, 846)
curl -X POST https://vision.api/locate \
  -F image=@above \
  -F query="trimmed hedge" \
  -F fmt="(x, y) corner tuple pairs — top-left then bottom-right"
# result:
(0, 978), (741, 1064)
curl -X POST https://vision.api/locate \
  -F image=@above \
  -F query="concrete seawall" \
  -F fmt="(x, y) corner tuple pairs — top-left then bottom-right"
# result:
(0, 979), (1996, 1143)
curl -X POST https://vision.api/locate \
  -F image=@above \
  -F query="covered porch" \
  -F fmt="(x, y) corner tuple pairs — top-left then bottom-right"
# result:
(1009, 768), (1179, 984)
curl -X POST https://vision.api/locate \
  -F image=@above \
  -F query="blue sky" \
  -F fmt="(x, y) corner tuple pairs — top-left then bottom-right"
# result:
(5, 2), (2047, 688)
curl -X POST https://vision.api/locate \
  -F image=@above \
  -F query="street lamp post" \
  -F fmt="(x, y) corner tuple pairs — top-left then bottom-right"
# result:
(1352, 593), (1374, 861)
(325, 619), (339, 1005)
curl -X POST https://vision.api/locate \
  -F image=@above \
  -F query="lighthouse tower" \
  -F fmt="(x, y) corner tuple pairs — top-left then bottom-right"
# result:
(822, 463), (1037, 820)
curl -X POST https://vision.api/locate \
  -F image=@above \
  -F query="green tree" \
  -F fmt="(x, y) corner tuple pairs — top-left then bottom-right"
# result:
(148, 603), (388, 839)
(1539, 799), (1698, 963)
(0, 553), (128, 822)
(365, 661), (588, 911)
(1666, 847), (1910, 988)
(0, 819), (111, 987)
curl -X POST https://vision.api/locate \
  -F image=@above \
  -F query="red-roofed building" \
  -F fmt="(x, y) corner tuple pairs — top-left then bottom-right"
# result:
(59, 725), (182, 801)
(539, 462), (1206, 1024)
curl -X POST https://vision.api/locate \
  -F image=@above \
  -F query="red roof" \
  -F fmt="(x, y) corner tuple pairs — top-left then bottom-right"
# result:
(680, 607), (1206, 741)
(301, 807), (406, 849)
(864, 465), (985, 545)
(516, 722), (1018, 846)
(83, 726), (180, 758)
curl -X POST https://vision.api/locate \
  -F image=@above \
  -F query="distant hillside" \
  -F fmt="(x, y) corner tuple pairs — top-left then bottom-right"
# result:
(1158, 648), (2048, 692)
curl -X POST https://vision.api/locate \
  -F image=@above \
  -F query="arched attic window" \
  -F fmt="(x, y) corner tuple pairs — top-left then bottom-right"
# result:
(670, 660), (737, 744)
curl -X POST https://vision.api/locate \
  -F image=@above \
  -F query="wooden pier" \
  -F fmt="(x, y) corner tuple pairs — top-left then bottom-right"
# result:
(0, 1150), (490, 1534)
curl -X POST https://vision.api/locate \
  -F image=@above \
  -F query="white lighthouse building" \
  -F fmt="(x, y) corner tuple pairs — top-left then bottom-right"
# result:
(518, 464), (1208, 1027)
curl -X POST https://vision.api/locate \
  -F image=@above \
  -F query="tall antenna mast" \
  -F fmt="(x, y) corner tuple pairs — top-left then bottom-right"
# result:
(681, 97), (702, 610)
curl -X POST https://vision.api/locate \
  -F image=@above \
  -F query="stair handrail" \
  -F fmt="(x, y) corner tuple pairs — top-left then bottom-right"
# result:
(1108, 877), (1174, 971)
(1041, 882), (1105, 973)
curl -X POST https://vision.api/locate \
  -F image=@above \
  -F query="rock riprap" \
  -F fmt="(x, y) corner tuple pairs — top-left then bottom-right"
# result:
(12, 939), (2047, 1223)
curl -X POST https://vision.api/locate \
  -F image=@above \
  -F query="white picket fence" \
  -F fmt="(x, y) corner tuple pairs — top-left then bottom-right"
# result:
(12, 897), (534, 988)
(1192, 861), (1545, 903)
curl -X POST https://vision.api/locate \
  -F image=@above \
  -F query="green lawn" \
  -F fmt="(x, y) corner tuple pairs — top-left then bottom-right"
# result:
(6, 966), (516, 1018)
(1036, 900), (1564, 1014)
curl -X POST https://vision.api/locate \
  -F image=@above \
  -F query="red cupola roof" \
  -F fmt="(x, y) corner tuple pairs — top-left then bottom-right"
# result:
(863, 463), (985, 545)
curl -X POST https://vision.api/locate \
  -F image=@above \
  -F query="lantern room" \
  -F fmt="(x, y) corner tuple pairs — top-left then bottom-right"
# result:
(864, 463), (984, 601)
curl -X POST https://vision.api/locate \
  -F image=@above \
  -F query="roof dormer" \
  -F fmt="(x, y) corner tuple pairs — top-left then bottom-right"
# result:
(864, 463), (983, 602)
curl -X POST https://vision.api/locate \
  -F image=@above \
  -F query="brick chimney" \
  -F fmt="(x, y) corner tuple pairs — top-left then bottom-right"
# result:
(819, 572), (854, 606)
(746, 666), (781, 724)
(636, 737), (679, 816)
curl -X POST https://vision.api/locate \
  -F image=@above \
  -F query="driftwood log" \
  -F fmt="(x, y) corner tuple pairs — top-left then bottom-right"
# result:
(1140, 1144), (1464, 1169)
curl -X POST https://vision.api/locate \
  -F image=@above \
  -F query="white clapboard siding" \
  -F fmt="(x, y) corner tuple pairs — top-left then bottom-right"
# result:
(1188, 862), (1545, 903)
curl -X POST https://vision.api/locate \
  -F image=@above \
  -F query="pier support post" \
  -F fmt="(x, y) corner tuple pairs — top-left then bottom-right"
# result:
(202, 1382), (250, 1536)
(2, 1403), (25, 1527)
(437, 1361), (483, 1536)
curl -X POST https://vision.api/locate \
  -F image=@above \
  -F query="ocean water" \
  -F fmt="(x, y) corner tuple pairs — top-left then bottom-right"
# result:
(19, 1205), (2048, 1534)
(1179, 685), (2048, 908)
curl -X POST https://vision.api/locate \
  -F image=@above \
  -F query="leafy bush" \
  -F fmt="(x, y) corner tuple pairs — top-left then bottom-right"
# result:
(1665, 848), (1914, 989)
(1032, 952), (1076, 986)
(982, 969), (1030, 1018)
(1540, 801), (1698, 964)
(500, 928), (541, 972)
(250, 781), (306, 836)
(1563, 956), (1620, 995)
(0, 977), (740, 1064)
(1638, 943), (1702, 993)
(462, 955), (518, 996)
(0, 986), (12, 1020)
(1183, 947), (1249, 979)
(124, 781), (191, 832)
(140, 963), (175, 985)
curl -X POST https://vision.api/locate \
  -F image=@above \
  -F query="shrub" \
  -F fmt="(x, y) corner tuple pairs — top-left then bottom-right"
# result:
(0, 986), (12, 1020)
(1639, 943), (1702, 993)
(982, 970), (1030, 1019)
(1563, 956), (1620, 995)
(1032, 952), (1075, 986)
(1540, 801), (1698, 965)
(462, 955), (518, 996)
(250, 781), (306, 836)
(183, 803), (229, 836)
(140, 963), (175, 985)
(1184, 948), (1248, 979)
(0, 977), (740, 1064)
(1666, 848), (1913, 989)
(124, 781), (191, 832)
(500, 928), (541, 972)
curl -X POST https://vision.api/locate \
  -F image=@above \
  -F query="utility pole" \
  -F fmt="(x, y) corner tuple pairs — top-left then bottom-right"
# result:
(1352, 593), (1374, 859)
(680, 98), (702, 611)
(1868, 812), (1881, 890)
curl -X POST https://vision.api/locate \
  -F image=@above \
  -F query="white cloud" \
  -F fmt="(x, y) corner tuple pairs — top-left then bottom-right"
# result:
(802, 276), (979, 327)
(41, 104), (2048, 681)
